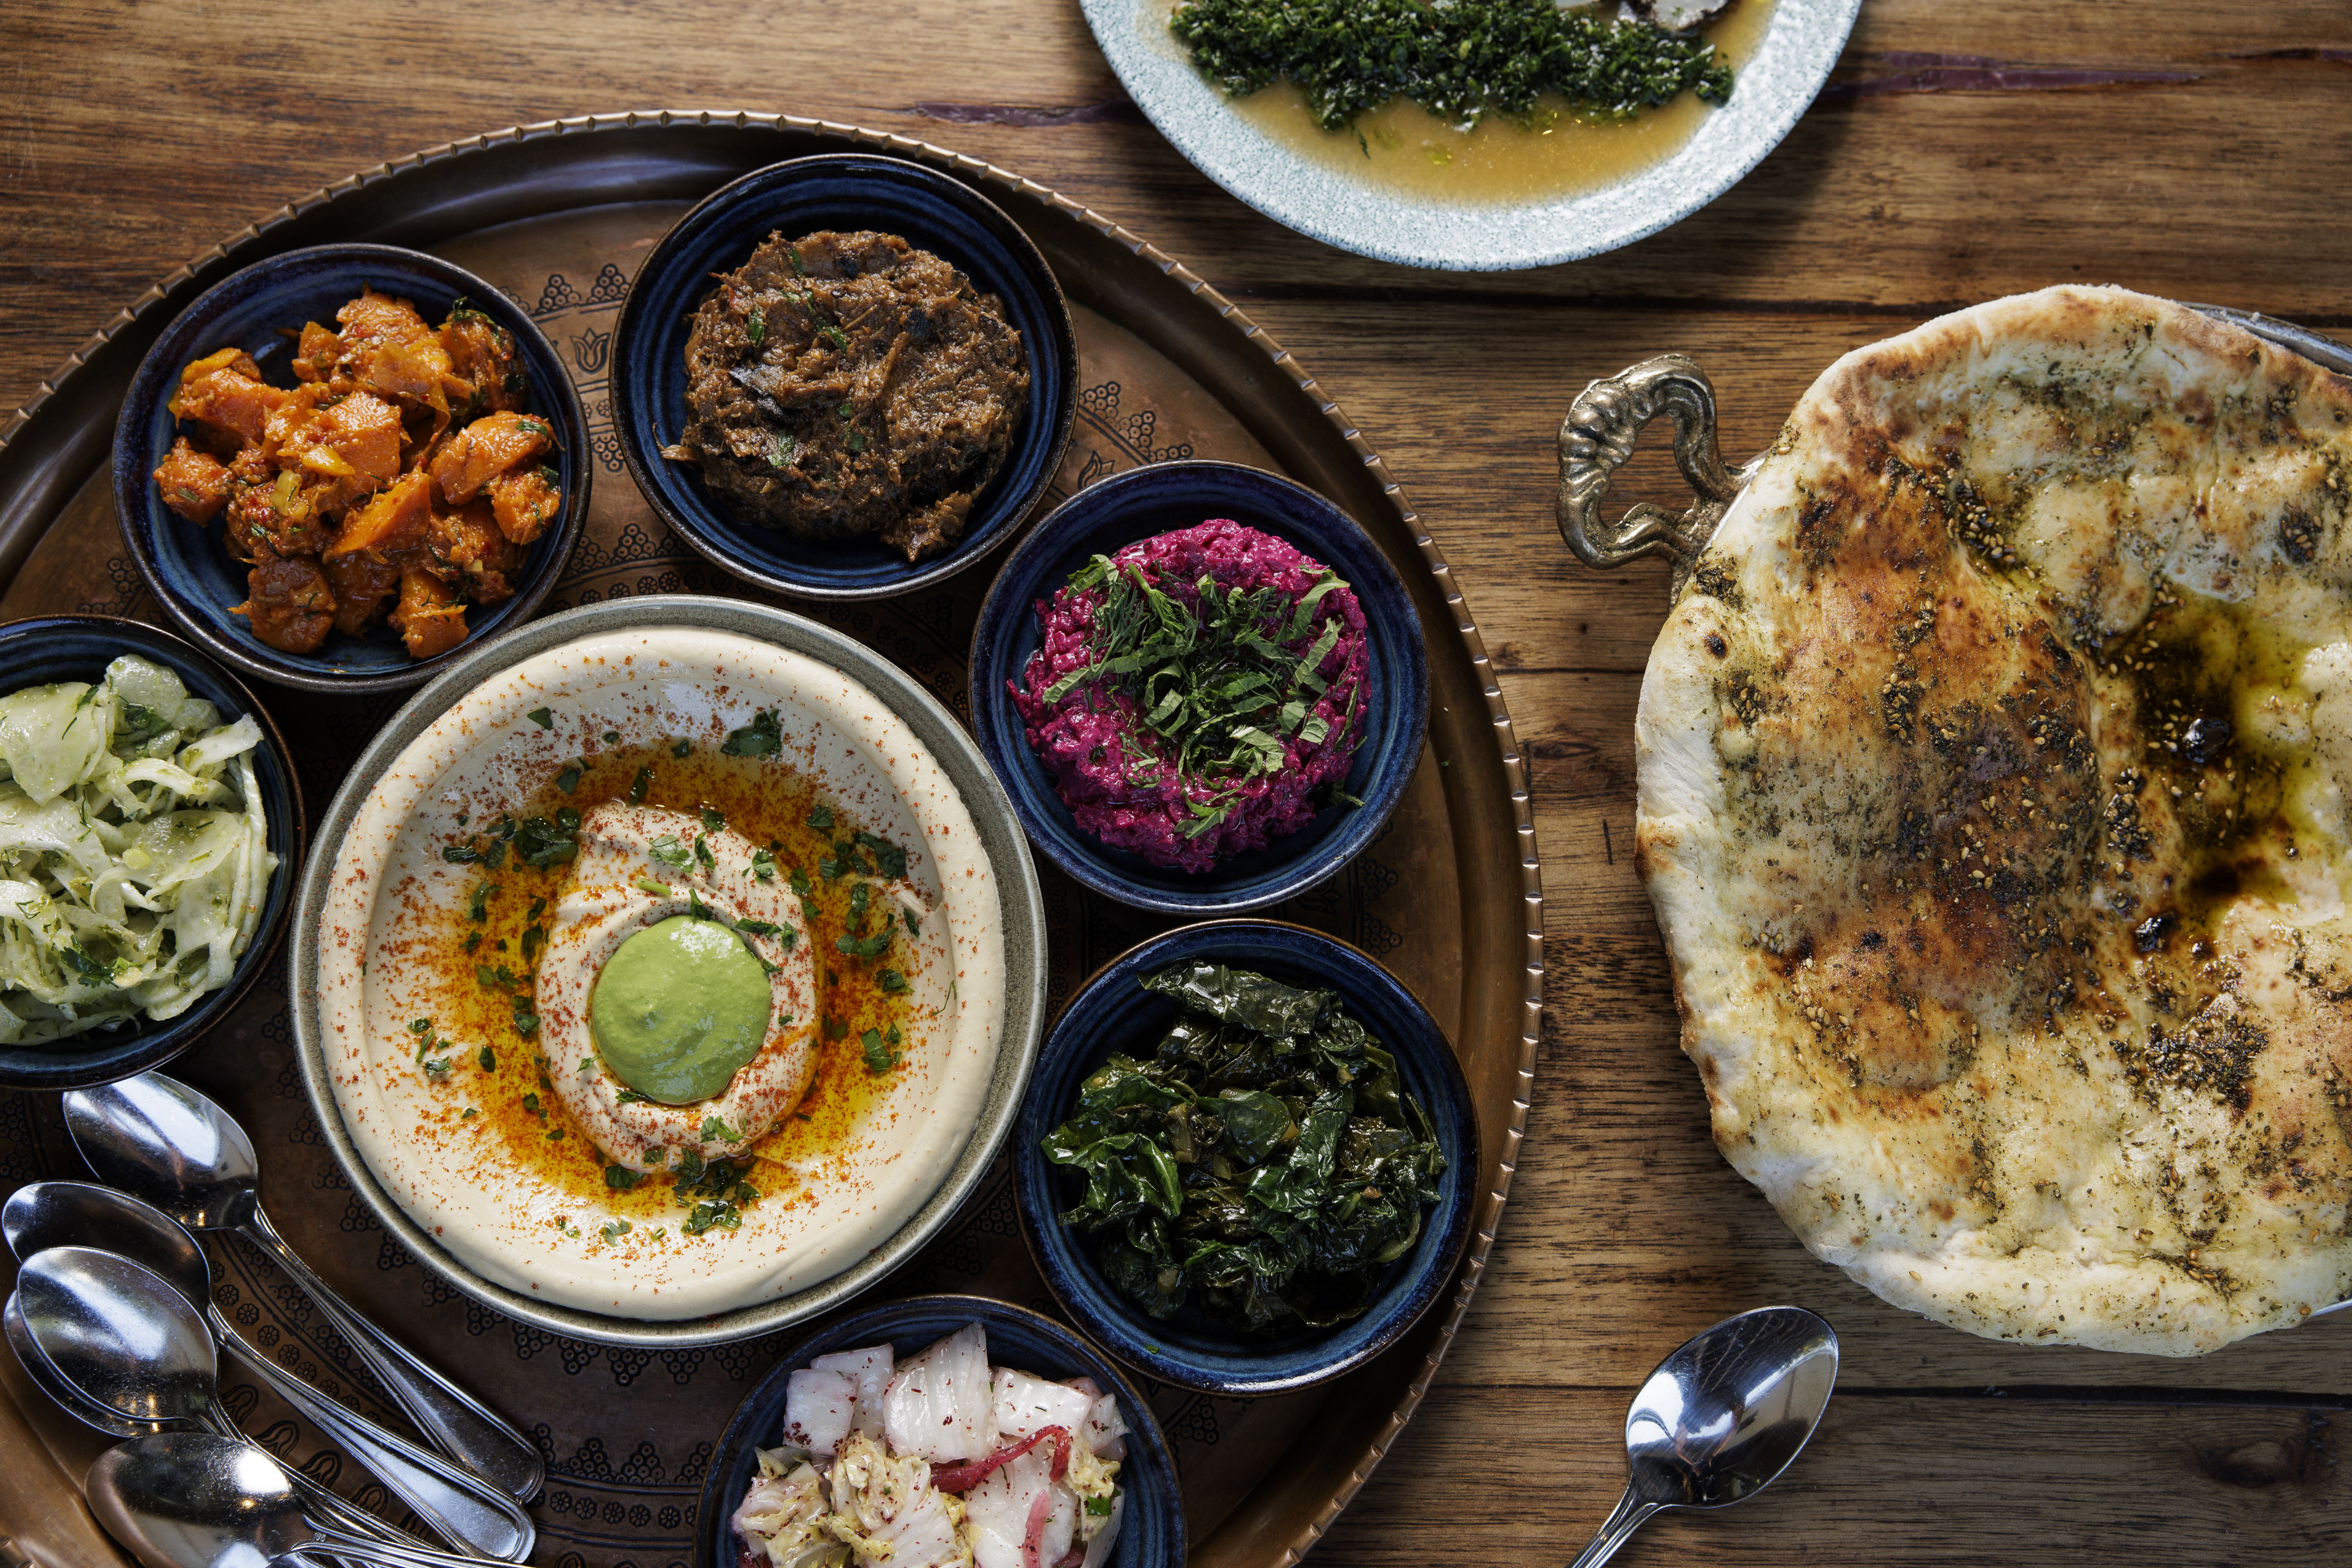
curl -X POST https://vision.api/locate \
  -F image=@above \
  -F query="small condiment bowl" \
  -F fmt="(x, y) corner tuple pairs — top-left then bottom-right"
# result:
(610, 153), (1078, 600)
(0, 615), (303, 1092)
(694, 1293), (1185, 1568)
(969, 458), (1429, 916)
(1013, 920), (1478, 1398)
(111, 242), (592, 695)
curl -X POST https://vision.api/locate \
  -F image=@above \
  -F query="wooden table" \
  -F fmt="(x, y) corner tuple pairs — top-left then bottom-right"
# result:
(8, 2), (2352, 1562)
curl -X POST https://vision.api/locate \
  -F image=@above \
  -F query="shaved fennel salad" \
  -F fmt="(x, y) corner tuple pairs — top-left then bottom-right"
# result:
(0, 655), (277, 1043)
(735, 1323), (1129, 1568)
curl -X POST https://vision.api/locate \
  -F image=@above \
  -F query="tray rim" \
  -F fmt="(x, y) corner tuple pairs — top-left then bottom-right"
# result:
(0, 109), (1545, 1567)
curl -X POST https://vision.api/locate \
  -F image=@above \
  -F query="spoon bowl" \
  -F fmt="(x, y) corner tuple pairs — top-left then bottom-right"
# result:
(15, 1247), (215, 1427)
(3, 1181), (213, 1306)
(4, 1293), (164, 1438)
(1569, 1305), (1838, 1568)
(88, 1430), (317, 1568)
(64, 1074), (261, 1231)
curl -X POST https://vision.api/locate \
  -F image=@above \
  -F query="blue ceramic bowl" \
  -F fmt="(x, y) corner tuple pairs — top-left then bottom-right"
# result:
(969, 460), (1429, 915)
(1015, 921), (1477, 1397)
(0, 616), (303, 1092)
(111, 244), (591, 695)
(611, 154), (1077, 600)
(694, 1294), (1184, 1568)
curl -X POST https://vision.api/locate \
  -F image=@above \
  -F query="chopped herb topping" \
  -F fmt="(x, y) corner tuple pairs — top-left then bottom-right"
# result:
(1169, 0), (1735, 133)
(861, 1027), (903, 1074)
(723, 709), (783, 758)
(526, 708), (553, 729)
(627, 766), (653, 805)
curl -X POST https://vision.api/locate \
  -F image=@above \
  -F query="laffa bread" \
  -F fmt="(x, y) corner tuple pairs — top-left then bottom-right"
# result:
(1638, 285), (2352, 1355)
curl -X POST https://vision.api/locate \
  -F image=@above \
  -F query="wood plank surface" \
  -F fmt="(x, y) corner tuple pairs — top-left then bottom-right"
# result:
(8, 0), (2352, 1562)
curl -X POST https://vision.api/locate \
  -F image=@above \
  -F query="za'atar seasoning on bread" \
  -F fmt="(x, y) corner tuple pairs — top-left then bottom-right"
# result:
(1639, 284), (2352, 1355)
(1010, 519), (1370, 872)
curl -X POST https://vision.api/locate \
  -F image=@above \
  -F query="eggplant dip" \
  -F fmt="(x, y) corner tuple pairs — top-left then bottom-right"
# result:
(663, 230), (1030, 563)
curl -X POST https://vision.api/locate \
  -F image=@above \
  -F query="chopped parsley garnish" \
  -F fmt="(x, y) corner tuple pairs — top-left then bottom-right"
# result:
(837, 930), (891, 959)
(512, 810), (580, 868)
(723, 709), (782, 758)
(694, 835), (715, 871)
(467, 882), (498, 922)
(902, 907), (921, 937)
(788, 866), (813, 899)
(601, 1219), (631, 1242)
(602, 730), (620, 744)
(860, 1027), (902, 1074)
(806, 803), (834, 831)
(627, 766), (653, 805)
(615, 1088), (647, 1105)
(750, 848), (778, 882)
(441, 844), (480, 864)
(876, 968), (909, 994)
(671, 738), (693, 758)
(700, 807), (727, 833)
(512, 1007), (539, 1036)
(853, 830), (907, 880)
(647, 835), (692, 870)
(823, 1016), (848, 1041)
(477, 1045), (497, 1073)
(554, 763), (583, 794)
(527, 708), (554, 730)
(604, 1164), (642, 1191)
(522, 1092), (542, 1118)
(700, 1115), (740, 1143)
(546, 1128), (564, 1141)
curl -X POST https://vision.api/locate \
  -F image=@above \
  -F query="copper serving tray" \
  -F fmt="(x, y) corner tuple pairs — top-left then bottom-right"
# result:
(0, 112), (1542, 1568)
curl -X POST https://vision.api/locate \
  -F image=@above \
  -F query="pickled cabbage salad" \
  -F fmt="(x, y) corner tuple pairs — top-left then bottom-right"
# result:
(734, 1324), (1129, 1568)
(0, 656), (276, 1043)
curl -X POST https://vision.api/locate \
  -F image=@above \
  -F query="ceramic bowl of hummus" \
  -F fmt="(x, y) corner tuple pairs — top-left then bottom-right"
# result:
(291, 597), (1045, 1346)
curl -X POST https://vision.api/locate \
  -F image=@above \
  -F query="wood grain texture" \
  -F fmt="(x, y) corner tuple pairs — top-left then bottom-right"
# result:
(8, 0), (2352, 1561)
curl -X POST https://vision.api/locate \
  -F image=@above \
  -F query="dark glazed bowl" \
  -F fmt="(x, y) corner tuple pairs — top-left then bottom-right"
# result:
(610, 153), (1077, 600)
(1014, 920), (1477, 1397)
(970, 459), (1429, 915)
(694, 1294), (1184, 1568)
(110, 243), (591, 695)
(0, 616), (303, 1091)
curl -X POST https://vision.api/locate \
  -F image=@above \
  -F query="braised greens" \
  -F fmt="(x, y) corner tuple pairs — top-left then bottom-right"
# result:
(1171, 0), (1736, 134)
(1042, 961), (1444, 1331)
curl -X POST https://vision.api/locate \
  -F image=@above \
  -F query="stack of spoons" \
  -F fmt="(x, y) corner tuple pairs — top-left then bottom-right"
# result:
(4, 1070), (546, 1568)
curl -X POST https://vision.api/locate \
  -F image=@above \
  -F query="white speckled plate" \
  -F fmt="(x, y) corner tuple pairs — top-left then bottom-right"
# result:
(291, 597), (1046, 1347)
(1084, 0), (1865, 271)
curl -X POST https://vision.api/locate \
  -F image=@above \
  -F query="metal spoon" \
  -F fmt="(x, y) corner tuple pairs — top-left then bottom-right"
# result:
(1567, 1304), (1840, 1568)
(2, 1185), (533, 1561)
(10, 1246), (418, 1552)
(88, 1431), (517, 1568)
(63, 1071), (545, 1500)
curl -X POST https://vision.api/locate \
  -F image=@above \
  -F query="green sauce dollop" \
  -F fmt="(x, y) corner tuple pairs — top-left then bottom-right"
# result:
(590, 916), (772, 1104)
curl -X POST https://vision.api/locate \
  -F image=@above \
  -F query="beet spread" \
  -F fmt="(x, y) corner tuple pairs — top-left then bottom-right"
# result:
(1011, 518), (1370, 872)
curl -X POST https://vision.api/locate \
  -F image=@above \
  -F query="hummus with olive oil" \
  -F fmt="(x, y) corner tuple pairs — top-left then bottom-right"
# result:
(314, 628), (1008, 1320)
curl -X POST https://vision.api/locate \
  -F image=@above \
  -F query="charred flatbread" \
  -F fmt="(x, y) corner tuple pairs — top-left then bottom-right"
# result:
(1638, 285), (2352, 1355)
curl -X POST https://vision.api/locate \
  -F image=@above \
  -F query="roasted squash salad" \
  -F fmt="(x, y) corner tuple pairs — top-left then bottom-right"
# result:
(151, 290), (563, 660)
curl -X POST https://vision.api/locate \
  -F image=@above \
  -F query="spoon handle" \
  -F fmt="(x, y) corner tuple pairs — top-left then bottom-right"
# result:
(211, 1305), (536, 1562)
(1565, 1485), (1663, 1568)
(236, 1207), (545, 1502)
(240, 1213), (550, 1504)
(197, 1405), (424, 1551)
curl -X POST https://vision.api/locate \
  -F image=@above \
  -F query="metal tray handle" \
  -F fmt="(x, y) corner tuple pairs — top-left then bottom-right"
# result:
(1556, 355), (1741, 586)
